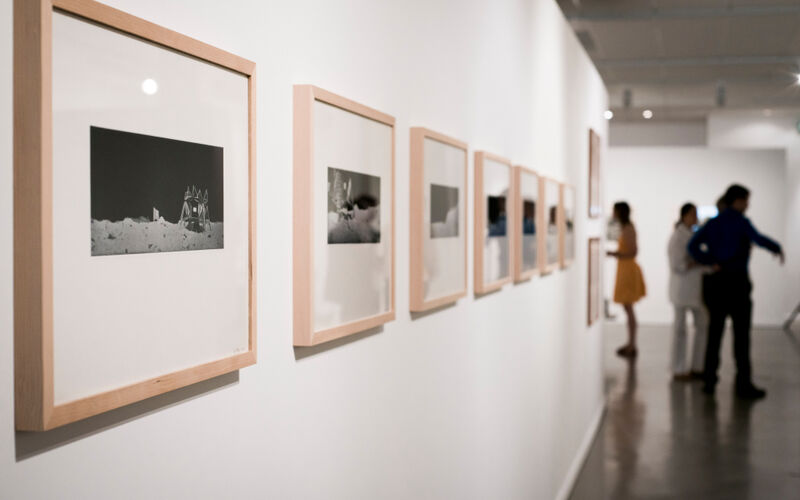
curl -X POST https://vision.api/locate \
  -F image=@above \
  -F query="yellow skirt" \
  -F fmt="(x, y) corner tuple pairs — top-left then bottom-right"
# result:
(614, 259), (646, 304)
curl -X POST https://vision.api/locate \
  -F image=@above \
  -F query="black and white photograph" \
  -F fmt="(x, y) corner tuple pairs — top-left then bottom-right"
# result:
(430, 183), (459, 238)
(565, 220), (575, 259)
(547, 203), (559, 263)
(523, 199), (536, 235)
(522, 198), (539, 271)
(487, 195), (508, 237)
(564, 208), (575, 261)
(327, 166), (381, 244)
(90, 126), (224, 256)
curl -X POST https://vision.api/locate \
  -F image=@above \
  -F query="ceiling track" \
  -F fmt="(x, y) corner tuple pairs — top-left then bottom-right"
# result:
(604, 75), (800, 86)
(566, 5), (800, 21)
(597, 55), (800, 69)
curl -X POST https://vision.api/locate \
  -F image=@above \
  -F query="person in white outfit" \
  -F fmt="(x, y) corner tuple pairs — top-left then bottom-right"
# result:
(668, 203), (708, 380)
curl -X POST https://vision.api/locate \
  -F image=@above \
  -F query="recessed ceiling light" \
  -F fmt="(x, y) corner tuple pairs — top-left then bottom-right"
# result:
(603, 110), (614, 120)
(642, 109), (653, 119)
(141, 78), (158, 95)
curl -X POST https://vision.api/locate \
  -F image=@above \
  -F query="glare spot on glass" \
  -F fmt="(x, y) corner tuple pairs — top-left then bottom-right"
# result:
(141, 78), (158, 95)
(642, 109), (653, 120)
(697, 205), (718, 224)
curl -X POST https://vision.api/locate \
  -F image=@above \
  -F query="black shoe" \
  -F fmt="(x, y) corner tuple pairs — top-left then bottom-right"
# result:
(702, 384), (715, 396)
(736, 385), (767, 400)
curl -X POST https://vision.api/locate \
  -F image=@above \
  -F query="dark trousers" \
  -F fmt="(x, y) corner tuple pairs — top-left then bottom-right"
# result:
(703, 272), (753, 388)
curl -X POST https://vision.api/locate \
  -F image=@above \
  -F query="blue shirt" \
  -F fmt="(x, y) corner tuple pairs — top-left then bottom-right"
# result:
(688, 209), (781, 273)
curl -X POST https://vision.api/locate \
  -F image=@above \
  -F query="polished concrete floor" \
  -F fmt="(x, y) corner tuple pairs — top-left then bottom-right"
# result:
(569, 323), (800, 500)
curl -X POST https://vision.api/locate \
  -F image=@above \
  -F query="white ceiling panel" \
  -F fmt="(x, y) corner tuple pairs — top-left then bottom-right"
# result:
(557, 0), (800, 120)
(657, 0), (728, 9)
(726, 15), (800, 55)
(605, 62), (797, 84)
(658, 18), (732, 58)
(732, 0), (800, 6)
(726, 81), (800, 106)
(601, 65), (669, 83)
(584, 20), (662, 59)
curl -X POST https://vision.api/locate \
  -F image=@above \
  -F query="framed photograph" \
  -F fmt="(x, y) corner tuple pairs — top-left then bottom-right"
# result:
(14, 0), (256, 430)
(512, 166), (541, 282)
(474, 151), (513, 294)
(560, 184), (576, 268)
(293, 85), (395, 346)
(542, 177), (562, 273)
(409, 128), (468, 312)
(588, 237), (602, 325)
(588, 128), (602, 218)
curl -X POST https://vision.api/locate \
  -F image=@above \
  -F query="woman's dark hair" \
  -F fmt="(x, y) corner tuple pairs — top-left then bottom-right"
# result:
(676, 202), (696, 228)
(613, 201), (631, 226)
(723, 184), (749, 206)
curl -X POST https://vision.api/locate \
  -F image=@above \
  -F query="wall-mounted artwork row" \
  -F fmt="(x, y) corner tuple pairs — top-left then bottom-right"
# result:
(293, 85), (395, 346)
(542, 177), (562, 273)
(588, 128), (602, 218)
(14, 0), (256, 431)
(560, 184), (576, 268)
(474, 152), (513, 294)
(409, 128), (468, 311)
(513, 166), (542, 282)
(587, 237), (602, 326)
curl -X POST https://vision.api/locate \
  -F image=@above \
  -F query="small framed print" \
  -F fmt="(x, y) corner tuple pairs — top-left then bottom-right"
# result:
(14, 0), (256, 430)
(409, 128), (468, 312)
(588, 129), (602, 218)
(293, 85), (395, 346)
(560, 184), (576, 268)
(512, 166), (541, 282)
(474, 151), (513, 294)
(588, 237), (601, 325)
(542, 177), (562, 273)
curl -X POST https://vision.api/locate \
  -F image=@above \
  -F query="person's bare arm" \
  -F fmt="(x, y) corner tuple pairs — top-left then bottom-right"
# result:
(608, 225), (638, 258)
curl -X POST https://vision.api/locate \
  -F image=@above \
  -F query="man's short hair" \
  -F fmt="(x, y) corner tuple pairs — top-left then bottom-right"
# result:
(723, 184), (750, 205)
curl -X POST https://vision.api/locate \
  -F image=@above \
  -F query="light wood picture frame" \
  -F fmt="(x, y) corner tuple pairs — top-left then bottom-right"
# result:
(474, 151), (513, 294)
(293, 85), (396, 346)
(512, 166), (542, 282)
(14, 0), (257, 431)
(409, 128), (468, 312)
(588, 128), (602, 218)
(588, 237), (601, 326)
(559, 183), (576, 268)
(541, 176), (562, 274)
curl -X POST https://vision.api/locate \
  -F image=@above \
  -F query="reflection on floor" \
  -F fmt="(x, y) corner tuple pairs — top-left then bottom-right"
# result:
(569, 323), (800, 500)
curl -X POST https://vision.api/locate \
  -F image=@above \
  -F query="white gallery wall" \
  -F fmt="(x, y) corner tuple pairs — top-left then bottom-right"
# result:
(0, 1), (608, 499)
(605, 147), (788, 326)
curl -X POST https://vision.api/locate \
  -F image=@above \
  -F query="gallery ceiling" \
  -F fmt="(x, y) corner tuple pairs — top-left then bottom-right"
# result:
(556, 0), (800, 121)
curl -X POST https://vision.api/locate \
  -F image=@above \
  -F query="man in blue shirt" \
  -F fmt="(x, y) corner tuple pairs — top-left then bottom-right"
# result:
(688, 184), (784, 399)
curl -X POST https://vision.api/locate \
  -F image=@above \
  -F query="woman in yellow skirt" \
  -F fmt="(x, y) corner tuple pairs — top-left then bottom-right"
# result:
(608, 202), (646, 358)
